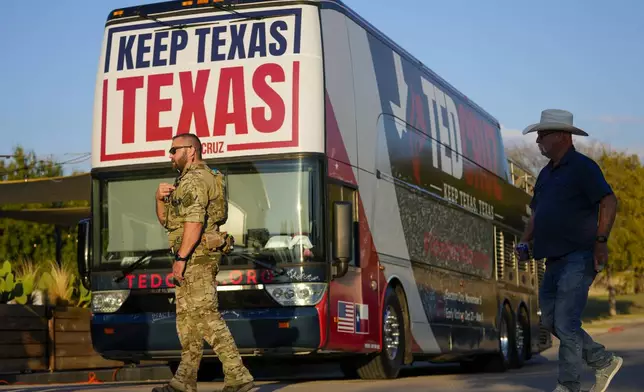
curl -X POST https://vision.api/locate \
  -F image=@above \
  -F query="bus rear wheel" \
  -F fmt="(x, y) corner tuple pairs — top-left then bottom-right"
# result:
(512, 307), (530, 368)
(353, 288), (406, 379)
(485, 305), (515, 372)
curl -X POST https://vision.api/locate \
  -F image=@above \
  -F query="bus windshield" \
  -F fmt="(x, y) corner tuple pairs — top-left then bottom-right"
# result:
(97, 158), (324, 269)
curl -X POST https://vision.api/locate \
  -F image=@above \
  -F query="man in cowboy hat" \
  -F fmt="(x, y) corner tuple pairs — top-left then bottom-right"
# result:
(517, 109), (622, 392)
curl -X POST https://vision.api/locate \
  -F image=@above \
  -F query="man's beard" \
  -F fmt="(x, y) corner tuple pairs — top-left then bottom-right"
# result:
(172, 156), (187, 171)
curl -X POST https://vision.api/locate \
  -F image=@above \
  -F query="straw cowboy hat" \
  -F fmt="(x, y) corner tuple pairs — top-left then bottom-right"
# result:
(522, 109), (589, 136)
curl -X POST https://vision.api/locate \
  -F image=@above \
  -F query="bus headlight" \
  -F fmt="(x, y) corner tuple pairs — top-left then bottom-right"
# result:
(92, 290), (130, 313)
(266, 283), (326, 306)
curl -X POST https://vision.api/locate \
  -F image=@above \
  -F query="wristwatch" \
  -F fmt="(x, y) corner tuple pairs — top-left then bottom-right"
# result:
(174, 253), (189, 262)
(596, 235), (608, 243)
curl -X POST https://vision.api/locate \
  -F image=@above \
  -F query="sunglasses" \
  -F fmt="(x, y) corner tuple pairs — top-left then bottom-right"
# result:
(537, 131), (559, 139)
(168, 145), (192, 154)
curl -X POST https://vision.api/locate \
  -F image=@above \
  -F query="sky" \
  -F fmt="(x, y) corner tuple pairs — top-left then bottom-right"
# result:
(1, 0), (642, 175)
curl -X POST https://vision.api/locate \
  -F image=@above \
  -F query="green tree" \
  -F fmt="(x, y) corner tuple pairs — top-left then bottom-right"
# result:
(598, 151), (644, 291)
(0, 146), (88, 270)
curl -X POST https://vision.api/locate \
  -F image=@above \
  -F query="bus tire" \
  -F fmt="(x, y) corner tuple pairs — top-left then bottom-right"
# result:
(486, 305), (514, 372)
(512, 307), (530, 368)
(355, 288), (406, 379)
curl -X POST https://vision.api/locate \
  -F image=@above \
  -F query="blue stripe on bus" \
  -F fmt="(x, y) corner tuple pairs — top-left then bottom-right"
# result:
(92, 306), (318, 324)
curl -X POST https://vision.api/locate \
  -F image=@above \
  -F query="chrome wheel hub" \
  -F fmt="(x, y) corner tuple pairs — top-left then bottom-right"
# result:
(384, 305), (400, 360)
(500, 317), (509, 360)
(516, 321), (524, 356)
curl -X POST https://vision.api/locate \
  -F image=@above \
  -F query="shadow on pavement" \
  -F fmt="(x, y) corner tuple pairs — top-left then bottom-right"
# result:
(459, 348), (644, 392)
(231, 345), (641, 392)
(220, 354), (554, 391)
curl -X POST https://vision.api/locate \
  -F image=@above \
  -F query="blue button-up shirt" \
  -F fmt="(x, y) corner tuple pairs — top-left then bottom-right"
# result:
(530, 146), (613, 259)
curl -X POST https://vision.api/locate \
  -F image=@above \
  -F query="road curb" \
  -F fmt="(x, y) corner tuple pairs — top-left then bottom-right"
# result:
(0, 365), (172, 386)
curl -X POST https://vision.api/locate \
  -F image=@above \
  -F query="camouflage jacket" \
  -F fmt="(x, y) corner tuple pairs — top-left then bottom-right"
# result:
(163, 162), (227, 262)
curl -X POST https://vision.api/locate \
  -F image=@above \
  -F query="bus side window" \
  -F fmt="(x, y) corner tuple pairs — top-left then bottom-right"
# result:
(328, 183), (359, 267)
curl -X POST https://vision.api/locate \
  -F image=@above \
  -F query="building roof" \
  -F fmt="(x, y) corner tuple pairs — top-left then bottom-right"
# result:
(0, 207), (90, 226)
(0, 173), (90, 205)
(0, 173), (90, 226)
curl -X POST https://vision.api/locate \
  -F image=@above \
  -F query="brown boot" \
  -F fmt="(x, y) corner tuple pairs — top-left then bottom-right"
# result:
(151, 384), (184, 392)
(215, 381), (255, 392)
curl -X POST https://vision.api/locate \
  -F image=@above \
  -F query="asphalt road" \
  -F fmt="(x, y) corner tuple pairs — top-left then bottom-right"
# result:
(1, 325), (641, 392)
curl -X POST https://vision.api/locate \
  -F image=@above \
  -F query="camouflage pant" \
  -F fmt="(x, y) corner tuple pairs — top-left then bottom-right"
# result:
(169, 262), (253, 392)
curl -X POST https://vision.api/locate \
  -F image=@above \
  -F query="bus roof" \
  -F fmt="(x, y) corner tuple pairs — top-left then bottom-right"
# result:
(107, 0), (501, 129)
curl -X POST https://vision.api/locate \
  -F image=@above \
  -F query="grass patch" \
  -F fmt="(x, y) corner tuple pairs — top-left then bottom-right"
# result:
(582, 293), (644, 323)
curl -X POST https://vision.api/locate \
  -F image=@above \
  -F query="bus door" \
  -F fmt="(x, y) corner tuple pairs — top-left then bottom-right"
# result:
(325, 182), (381, 352)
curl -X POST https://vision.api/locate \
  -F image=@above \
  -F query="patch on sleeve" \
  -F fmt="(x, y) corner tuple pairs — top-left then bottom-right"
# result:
(181, 192), (196, 208)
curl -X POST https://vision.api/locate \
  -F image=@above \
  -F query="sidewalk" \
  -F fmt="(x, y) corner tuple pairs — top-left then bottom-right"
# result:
(2, 317), (643, 387)
(0, 365), (172, 387)
(583, 315), (644, 336)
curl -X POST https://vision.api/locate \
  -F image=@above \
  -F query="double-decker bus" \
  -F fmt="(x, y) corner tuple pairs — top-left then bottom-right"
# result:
(76, 0), (551, 380)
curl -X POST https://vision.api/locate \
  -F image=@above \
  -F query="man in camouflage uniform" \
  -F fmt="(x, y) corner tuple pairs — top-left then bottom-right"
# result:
(153, 133), (254, 392)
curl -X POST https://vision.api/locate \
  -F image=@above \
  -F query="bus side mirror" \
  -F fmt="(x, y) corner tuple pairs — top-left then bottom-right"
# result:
(332, 201), (352, 279)
(76, 218), (91, 290)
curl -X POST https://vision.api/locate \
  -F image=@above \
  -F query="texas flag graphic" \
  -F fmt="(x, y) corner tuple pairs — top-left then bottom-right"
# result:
(354, 303), (369, 334)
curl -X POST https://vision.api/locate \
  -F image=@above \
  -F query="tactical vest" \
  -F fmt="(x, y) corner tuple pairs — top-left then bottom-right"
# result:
(207, 168), (228, 227)
(163, 163), (232, 259)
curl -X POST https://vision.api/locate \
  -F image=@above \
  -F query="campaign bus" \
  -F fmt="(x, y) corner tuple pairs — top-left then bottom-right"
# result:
(76, 0), (551, 380)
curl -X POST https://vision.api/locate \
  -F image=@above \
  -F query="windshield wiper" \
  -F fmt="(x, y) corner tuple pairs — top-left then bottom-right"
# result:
(113, 249), (171, 283)
(229, 252), (286, 276)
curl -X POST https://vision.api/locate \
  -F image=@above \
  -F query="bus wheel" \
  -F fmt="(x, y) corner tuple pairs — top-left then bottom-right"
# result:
(486, 306), (514, 372)
(355, 288), (406, 379)
(513, 308), (530, 368)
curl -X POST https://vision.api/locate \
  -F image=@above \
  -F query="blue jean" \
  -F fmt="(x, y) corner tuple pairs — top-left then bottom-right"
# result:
(539, 250), (613, 391)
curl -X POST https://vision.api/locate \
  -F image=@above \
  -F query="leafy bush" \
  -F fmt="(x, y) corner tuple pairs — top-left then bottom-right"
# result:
(0, 260), (91, 307)
(0, 260), (36, 305)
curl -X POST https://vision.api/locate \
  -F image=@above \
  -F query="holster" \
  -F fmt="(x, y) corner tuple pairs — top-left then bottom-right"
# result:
(201, 231), (235, 255)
